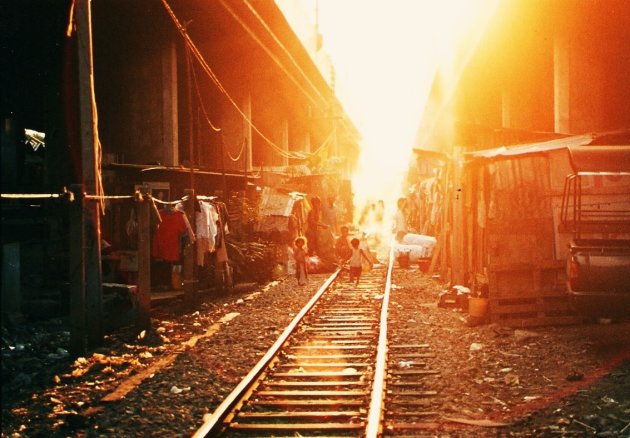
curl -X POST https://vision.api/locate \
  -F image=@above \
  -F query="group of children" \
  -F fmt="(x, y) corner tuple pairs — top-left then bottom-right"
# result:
(293, 225), (373, 287)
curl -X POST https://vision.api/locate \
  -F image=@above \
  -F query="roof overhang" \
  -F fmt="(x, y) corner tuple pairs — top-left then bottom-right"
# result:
(568, 145), (630, 174)
(465, 134), (593, 160)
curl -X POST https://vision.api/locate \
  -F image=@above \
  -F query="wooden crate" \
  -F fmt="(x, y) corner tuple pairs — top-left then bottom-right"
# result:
(489, 292), (581, 327)
(484, 259), (581, 326)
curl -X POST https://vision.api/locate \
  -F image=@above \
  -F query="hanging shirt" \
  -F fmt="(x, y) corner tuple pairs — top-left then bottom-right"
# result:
(152, 210), (187, 262)
(197, 201), (218, 248)
(349, 247), (365, 268)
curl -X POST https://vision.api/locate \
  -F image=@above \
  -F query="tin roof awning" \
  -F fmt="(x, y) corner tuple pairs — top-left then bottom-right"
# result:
(568, 145), (630, 174)
(107, 163), (259, 179)
(466, 134), (594, 160)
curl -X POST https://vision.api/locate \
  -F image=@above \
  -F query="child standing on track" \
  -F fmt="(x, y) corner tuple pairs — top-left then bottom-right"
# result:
(293, 236), (308, 285)
(347, 237), (373, 286)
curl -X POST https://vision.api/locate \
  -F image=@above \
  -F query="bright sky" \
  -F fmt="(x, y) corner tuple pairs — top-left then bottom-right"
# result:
(280, 0), (497, 223)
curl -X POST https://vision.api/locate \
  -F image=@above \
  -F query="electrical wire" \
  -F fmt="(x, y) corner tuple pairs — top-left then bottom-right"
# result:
(160, 0), (300, 160)
(190, 51), (222, 133)
(225, 0), (329, 108)
(226, 138), (247, 162)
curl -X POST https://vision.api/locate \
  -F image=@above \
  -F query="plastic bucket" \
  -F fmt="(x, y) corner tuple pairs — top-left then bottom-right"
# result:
(398, 251), (410, 268)
(468, 297), (489, 317)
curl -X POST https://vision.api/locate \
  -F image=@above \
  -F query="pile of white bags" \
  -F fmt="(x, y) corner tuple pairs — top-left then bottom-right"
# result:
(394, 233), (437, 261)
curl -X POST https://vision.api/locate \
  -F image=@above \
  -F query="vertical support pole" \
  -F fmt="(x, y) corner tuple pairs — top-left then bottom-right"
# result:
(183, 189), (197, 308)
(451, 147), (465, 285)
(76, 0), (102, 349)
(69, 185), (87, 356)
(136, 188), (152, 330)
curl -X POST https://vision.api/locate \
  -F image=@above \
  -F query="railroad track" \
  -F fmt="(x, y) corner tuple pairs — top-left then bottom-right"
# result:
(194, 245), (440, 437)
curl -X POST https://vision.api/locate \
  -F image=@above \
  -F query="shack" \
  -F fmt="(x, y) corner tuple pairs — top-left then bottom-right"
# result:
(455, 132), (630, 326)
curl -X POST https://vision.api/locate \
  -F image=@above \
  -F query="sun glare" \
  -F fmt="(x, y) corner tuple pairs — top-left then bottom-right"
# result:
(313, 0), (498, 230)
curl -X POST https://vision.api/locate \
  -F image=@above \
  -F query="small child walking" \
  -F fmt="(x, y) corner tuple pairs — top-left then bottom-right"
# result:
(347, 237), (373, 286)
(293, 236), (308, 285)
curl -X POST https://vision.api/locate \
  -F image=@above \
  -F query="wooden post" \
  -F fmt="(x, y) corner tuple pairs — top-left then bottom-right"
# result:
(451, 147), (465, 284)
(441, 161), (453, 282)
(76, 0), (102, 348)
(69, 185), (87, 356)
(183, 189), (197, 308)
(136, 188), (152, 330)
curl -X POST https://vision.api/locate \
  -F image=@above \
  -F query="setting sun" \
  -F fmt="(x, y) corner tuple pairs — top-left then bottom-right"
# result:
(284, 0), (499, 226)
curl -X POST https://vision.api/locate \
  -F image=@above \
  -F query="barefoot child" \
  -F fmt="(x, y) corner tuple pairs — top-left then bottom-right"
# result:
(293, 237), (308, 285)
(347, 237), (373, 286)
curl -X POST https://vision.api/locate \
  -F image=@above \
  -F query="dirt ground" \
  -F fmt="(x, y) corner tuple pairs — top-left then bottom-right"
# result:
(2, 267), (629, 437)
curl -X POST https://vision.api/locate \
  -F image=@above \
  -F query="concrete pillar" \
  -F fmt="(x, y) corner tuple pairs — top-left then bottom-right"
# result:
(281, 119), (289, 167)
(244, 94), (253, 172)
(162, 41), (179, 165)
(554, 35), (570, 134)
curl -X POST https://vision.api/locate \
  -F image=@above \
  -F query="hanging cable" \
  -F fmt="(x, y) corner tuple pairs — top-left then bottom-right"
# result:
(219, 0), (326, 109)
(160, 0), (299, 160)
(190, 59), (221, 133)
(226, 137), (247, 162)
(240, 0), (329, 107)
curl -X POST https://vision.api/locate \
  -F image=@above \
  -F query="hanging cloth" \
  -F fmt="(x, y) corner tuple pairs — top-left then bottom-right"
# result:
(196, 201), (219, 266)
(152, 210), (188, 262)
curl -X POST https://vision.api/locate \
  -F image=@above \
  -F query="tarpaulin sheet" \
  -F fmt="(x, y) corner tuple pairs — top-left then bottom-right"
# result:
(568, 145), (630, 173)
(467, 134), (593, 160)
(258, 187), (302, 217)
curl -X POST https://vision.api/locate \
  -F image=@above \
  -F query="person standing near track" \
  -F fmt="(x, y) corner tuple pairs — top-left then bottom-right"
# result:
(293, 236), (308, 285)
(347, 237), (372, 286)
(393, 197), (408, 242)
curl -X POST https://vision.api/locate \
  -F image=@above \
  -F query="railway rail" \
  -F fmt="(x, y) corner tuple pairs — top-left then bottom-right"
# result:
(194, 244), (440, 437)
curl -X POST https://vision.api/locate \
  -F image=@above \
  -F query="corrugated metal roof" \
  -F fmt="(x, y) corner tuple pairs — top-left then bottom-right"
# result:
(466, 134), (594, 159)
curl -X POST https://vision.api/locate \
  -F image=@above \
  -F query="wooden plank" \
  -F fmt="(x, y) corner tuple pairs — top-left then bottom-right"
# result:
(183, 189), (196, 308)
(256, 390), (366, 397)
(263, 381), (366, 387)
(387, 390), (438, 397)
(229, 422), (365, 430)
(390, 344), (430, 349)
(76, 0), (103, 350)
(386, 411), (438, 417)
(390, 370), (439, 376)
(254, 400), (364, 407)
(389, 353), (435, 359)
(136, 191), (151, 330)
(275, 363), (370, 369)
(493, 315), (581, 328)
(272, 371), (365, 377)
(237, 411), (363, 419)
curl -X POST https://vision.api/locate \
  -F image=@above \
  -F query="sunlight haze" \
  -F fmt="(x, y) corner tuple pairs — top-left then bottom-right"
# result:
(278, 0), (498, 224)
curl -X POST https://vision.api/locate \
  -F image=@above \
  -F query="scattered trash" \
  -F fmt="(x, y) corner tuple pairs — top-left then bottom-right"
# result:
(469, 342), (483, 352)
(442, 417), (511, 427)
(504, 373), (520, 385)
(524, 395), (540, 401)
(500, 367), (513, 373)
(438, 285), (470, 311)
(514, 329), (541, 343)
(398, 360), (413, 368)
(600, 396), (617, 404)
(169, 385), (190, 394)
